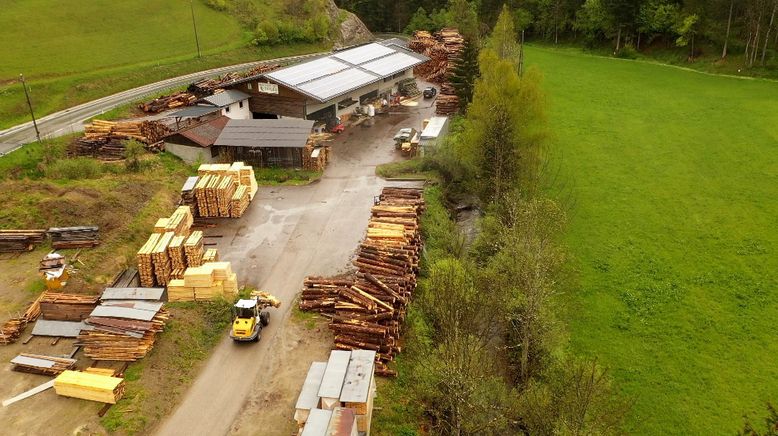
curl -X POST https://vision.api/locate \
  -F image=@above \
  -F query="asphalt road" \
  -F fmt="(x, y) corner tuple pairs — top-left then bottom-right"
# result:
(154, 99), (434, 436)
(0, 52), (324, 156)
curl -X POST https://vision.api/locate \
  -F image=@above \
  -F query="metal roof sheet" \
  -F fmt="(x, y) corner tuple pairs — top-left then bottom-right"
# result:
(298, 69), (378, 101)
(302, 409), (333, 436)
(101, 301), (163, 312)
(214, 119), (314, 148)
(317, 350), (351, 399)
(332, 43), (394, 65)
(339, 350), (376, 403)
(420, 116), (449, 139)
(326, 407), (357, 435)
(296, 362), (327, 410)
(101, 287), (165, 301)
(31, 320), (91, 337)
(172, 116), (230, 147)
(202, 89), (250, 107)
(361, 52), (423, 77)
(90, 305), (158, 321)
(11, 355), (56, 368)
(181, 176), (199, 192)
(169, 105), (220, 118)
(267, 57), (350, 86)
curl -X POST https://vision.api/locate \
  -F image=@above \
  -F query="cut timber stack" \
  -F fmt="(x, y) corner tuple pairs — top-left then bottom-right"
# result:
(193, 163), (257, 218)
(67, 137), (127, 161)
(173, 261), (238, 301)
(0, 292), (45, 345)
(0, 230), (47, 252)
(230, 185), (250, 218)
(40, 293), (100, 321)
(303, 134), (332, 172)
(48, 226), (100, 249)
(152, 232), (175, 286)
(168, 235), (187, 279)
(397, 78), (421, 97)
(79, 303), (169, 361)
(11, 354), (77, 376)
(54, 370), (125, 404)
(203, 248), (218, 263)
(180, 176), (199, 217)
(83, 119), (169, 144)
(184, 231), (204, 267)
(139, 91), (198, 113)
(299, 187), (425, 377)
(137, 233), (161, 287)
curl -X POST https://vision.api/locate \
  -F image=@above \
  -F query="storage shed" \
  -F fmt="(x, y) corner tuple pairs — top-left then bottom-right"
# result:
(213, 118), (314, 168)
(164, 116), (230, 164)
(419, 116), (449, 155)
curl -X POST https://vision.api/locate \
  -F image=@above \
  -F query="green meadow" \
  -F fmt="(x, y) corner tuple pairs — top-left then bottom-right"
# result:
(527, 45), (778, 434)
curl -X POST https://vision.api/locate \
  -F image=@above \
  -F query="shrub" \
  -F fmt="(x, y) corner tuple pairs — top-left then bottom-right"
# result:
(203, 0), (228, 11)
(45, 157), (103, 179)
(125, 139), (145, 172)
(616, 44), (639, 59)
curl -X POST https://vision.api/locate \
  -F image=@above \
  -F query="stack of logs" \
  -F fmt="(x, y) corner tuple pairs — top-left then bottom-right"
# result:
(139, 92), (198, 113)
(0, 293), (44, 345)
(407, 28), (464, 115)
(187, 63), (281, 95)
(69, 120), (169, 160)
(48, 226), (100, 249)
(0, 229), (47, 252)
(299, 187), (425, 377)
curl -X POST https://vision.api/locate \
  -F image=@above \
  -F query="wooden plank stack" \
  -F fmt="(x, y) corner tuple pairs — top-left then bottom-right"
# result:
(137, 207), (194, 287)
(192, 163), (257, 218)
(48, 226), (100, 249)
(78, 307), (169, 361)
(54, 370), (126, 404)
(168, 235), (187, 279)
(137, 233), (161, 287)
(0, 229), (47, 252)
(0, 292), (45, 345)
(230, 185), (250, 218)
(11, 353), (77, 376)
(299, 187), (425, 376)
(169, 261), (239, 302)
(139, 91), (198, 113)
(40, 293), (100, 321)
(152, 232), (175, 286)
(203, 248), (219, 263)
(184, 231), (204, 267)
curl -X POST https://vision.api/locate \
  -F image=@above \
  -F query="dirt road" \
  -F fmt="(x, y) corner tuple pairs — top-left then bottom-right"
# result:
(155, 99), (435, 436)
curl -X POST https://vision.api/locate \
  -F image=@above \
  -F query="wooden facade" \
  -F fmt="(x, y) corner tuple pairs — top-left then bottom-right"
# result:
(234, 79), (307, 118)
(217, 146), (304, 168)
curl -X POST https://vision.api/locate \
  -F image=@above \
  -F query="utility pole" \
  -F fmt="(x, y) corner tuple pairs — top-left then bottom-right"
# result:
(518, 30), (525, 76)
(19, 74), (40, 142)
(190, 0), (201, 58)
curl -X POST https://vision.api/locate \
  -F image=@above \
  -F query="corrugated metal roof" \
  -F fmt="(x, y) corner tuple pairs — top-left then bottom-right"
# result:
(339, 350), (376, 403)
(420, 116), (449, 139)
(172, 116), (230, 147)
(31, 320), (91, 337)
(214, 119), (314, 149)
(379, 37), (409, 48)
(11, 355), (56, 368)
(90, 305), (158, 321)
(101, 288), (165, 301)
(332, 43), (394, 65)
(317, 350), (351, 399)
(361, 52), (423, 77)
(202, 89), (250, 107)
(296, 362), (327, 410)
(267, 57), (350, 86)
(302, 409), (333, 436)
(169, 105), (220, 118)
(298, 69), (378, 102)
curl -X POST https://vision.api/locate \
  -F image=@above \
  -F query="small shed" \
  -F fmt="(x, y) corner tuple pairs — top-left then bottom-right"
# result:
(164, 116), (230, 164)
(214, 118), (314, 168)
(201, 89), (251, 120)
(419, 116), (449, 155)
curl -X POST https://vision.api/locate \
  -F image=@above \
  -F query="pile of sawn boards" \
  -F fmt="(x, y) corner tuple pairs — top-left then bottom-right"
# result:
(40, 292), (100, 321)
(48, 226), (100, 249)
(299, 187), (425, 377)
(136, 206), (198, 287)
(0, 229), (47, 252)
(78, 300), (169, 361)
(192, 163), (258, 218)
(54, 370), (125, 404)
(11, 353), (77, 376)
(0, 293), (44, 345)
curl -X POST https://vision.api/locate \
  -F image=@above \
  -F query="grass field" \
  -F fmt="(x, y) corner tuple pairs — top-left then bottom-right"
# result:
(526, 45), (778, 434)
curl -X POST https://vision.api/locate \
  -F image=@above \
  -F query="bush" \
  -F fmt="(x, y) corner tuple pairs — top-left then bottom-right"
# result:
(125, 139), (145, 172)
(45, 157), (103, 179)
(616, 44), (639, 59)
(203, 0), (228, 11)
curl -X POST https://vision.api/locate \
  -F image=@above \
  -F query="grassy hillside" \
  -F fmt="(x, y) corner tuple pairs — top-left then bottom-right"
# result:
(527, 45), (778, 434)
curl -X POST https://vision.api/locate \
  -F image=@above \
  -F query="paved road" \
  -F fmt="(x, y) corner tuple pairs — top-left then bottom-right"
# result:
(154, 100), (434, 436)
(0, 52), (324, 156)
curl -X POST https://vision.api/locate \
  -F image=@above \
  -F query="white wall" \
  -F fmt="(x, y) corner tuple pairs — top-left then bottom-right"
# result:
(221, 98), (251, 119)
(165, 142), (216, 164)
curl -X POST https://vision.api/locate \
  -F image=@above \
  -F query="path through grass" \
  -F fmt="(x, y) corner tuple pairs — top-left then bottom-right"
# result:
(527, 45), (778, 434)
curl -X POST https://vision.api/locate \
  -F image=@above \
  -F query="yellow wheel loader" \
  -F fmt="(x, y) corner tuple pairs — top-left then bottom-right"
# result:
(230, 291), (281, 343)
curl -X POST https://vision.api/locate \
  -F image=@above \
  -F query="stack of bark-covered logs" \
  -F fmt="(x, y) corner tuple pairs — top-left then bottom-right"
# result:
(0, 229), (47, 252)
(40, 293), (99, 321)
(299, 187), (425, 377)
(139, 92), (198, 113)
(69, 120), (168, 160)
(408, 28), (464, 114)
(0, 292), (44, 345)
(48, 226), (100, 249)
(187, 63), (281, 95)
(397, 78), (421, 97)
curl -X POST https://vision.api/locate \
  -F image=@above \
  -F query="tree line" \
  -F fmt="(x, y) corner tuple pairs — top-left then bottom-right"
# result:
(337, 0), (778, 66)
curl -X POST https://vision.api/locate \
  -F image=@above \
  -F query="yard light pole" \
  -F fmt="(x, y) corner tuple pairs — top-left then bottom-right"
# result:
(19, 74), (41, 142)
(190, 0), (202, 58)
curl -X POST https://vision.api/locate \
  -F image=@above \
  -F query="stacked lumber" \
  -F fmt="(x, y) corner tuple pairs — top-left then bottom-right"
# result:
(151, 232), (175, 286)
(11, 353), (77, 376)
(194, 163), (257, 217)
(0, 229), (47, 252)
(139, 91), (198, 113)
(299, 187), (425, 376)
(137, 233), (161, 287)
(203, 248), (219, 263)
(181, 176), (200, 217)
(230, 185), (250, 218)
(79, 305), (169, 361)
(54, 370), (126, 404)
(83, 120), (170, 144)
(48, 226), (100, 249)
(397, 78), (420, 97)
(303, 137), (331, 172)
(0, 292), (45, 345)
(171, 261), (238, 301)
(40, 293), (100, 321)
(168, 235), (187, 275)
(184, 231), (204, 267)
(165, 206), (194, 235)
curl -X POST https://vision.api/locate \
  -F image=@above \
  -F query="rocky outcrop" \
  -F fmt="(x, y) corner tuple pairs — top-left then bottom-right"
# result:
(325, 0), (373, 47)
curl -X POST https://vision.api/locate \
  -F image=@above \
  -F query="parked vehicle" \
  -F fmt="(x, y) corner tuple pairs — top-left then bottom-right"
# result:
(423, 87), (437, 98)
(393, 128), (416, 149)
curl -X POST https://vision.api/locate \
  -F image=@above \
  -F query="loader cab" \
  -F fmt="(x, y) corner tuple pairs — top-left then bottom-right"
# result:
(230, 298), (270, 342)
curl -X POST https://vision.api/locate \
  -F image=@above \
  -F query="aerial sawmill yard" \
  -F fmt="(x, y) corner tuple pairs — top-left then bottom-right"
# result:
(1, 1), (777, 435)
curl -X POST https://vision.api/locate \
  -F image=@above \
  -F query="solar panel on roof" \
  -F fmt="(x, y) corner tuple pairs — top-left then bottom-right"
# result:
(361, 52), (422, 76)
(298, 69), (378, 101)
(267, 57), (349, 86)
(332, 43), (394, 65)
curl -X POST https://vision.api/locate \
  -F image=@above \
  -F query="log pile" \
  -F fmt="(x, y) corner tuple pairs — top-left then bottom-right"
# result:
(67, 137), (129, 161)
(0, 292), (44, 345)
(299, 187), (425, 376)
(40, 293), (100, 321)
(54, 370), (126, 404)
(79, 305), (169, 361)
(187, 63), (281, 95)
(0, 229), (47, 252)
(48, 226), (100, 249)
(408, 28), (464, 114)
(139, 91), (198, 113)
(11, 353), (77, 376)
(84, 120), (170, 144)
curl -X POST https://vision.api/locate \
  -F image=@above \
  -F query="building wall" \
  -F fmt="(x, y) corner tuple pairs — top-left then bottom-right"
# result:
(165, 142), (216, 164)
(221, 99), (251, 119)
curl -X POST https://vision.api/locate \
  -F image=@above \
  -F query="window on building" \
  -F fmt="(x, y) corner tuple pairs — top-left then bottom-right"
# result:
(247, 82), (253, 90)
(239, 101), (244, 108)
(225, 106), (231, 113)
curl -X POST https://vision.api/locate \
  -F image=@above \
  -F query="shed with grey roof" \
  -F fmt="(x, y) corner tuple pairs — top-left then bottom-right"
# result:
(213, 118), (314, 168)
